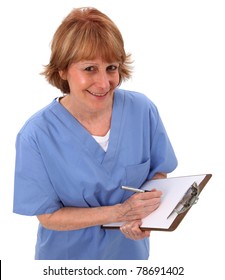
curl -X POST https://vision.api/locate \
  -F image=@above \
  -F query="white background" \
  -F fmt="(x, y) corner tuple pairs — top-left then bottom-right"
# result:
(0, 0), (224, 279)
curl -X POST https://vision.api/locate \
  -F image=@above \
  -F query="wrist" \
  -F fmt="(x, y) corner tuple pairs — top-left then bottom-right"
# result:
(111, 203), (128, 223)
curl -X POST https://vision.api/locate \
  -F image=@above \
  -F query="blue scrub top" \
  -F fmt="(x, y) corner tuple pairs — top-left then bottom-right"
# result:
(13, 89), (177, 260)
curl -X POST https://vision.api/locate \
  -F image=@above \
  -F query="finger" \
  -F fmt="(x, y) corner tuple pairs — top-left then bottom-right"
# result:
(120, 225), (131, 237)
(120, 220), (140, 236)
(128, 194), (162, 209)
(120, 221), (148, 240)
(138, 190), (163, 200)
(128, 197), (161, 214)
(124, 228), (149, 240)
(143, 230), (151, 237)
(131, 222), (151, 239)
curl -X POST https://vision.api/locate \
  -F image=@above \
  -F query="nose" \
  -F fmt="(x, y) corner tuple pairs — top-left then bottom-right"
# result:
(94, 71), (110, 90)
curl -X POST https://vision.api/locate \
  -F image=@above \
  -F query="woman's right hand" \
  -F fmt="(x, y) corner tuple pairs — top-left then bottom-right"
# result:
(117, 189), (162, 222)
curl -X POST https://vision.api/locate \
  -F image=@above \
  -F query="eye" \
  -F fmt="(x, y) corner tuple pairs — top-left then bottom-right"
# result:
(84, 66), (95, 72)
(107, 65), (119, 72)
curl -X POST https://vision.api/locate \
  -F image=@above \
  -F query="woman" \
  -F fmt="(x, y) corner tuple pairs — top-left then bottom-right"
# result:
(13, 7), (177, 260)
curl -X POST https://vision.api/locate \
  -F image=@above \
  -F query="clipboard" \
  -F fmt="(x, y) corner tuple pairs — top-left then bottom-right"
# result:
(102, 174), (212, 231)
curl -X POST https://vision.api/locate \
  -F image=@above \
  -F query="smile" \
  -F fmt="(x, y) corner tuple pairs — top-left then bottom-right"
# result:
(87, 90), (109, 97)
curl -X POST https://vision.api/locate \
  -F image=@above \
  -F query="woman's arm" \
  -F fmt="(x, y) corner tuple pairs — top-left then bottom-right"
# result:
(37, 205), (121, 231)
(37, 188), (162, 231)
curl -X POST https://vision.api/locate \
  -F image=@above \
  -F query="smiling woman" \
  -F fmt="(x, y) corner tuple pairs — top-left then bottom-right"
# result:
(42, 7), (132, 93)
(13, 7), (177, 260)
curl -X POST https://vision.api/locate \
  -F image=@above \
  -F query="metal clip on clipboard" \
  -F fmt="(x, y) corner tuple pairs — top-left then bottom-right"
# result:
(167, 182), (200, 219)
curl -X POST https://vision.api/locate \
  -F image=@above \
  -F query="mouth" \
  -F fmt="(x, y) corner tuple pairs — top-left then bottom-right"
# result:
(87, 90), (110, 98)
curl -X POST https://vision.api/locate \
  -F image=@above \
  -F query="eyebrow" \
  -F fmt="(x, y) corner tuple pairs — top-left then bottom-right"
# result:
(79, 61), (119, 66)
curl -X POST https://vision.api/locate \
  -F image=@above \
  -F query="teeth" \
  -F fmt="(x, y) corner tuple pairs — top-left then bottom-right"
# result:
(89, 91), (107, 97)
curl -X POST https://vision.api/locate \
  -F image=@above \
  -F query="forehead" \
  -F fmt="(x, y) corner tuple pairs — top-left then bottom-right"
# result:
(78, 59), (119, 65)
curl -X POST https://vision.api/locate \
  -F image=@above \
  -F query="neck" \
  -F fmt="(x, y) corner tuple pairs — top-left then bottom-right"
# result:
(60, 95), (113, 136)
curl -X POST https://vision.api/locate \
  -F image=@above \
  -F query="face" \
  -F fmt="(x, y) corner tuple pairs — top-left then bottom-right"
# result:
(60, 58), (120, 113)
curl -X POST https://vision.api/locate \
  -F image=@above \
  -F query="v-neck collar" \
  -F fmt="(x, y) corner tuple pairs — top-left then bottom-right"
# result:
(51, 89), (125, 173)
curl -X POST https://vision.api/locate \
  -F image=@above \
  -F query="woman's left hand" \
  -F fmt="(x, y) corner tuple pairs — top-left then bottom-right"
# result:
(120, 220), (150, 240)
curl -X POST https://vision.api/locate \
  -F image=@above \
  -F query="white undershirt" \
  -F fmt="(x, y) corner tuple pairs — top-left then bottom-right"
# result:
(92, 130), (110, 152)
(56, 97), (110, 151)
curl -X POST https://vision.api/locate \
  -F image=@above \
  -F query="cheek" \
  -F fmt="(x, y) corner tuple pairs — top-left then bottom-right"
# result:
(67, 73), (90, 88)
(112, 73), (120, 86)
(78, 77), (90, 87)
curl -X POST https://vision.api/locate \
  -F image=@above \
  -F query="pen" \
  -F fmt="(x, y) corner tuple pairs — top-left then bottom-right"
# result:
(121, 186), (150, 193)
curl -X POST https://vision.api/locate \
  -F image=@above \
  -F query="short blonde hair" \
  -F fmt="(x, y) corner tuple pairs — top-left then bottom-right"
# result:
(41, 7), (133, 93)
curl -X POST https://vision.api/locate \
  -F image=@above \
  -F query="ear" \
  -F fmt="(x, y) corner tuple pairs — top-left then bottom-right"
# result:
(59, 70), (67, 80)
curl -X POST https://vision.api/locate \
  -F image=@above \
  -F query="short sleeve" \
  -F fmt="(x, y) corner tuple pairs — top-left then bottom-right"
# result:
(148, 104), (178, 179)
(13, 133), (63, 216)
